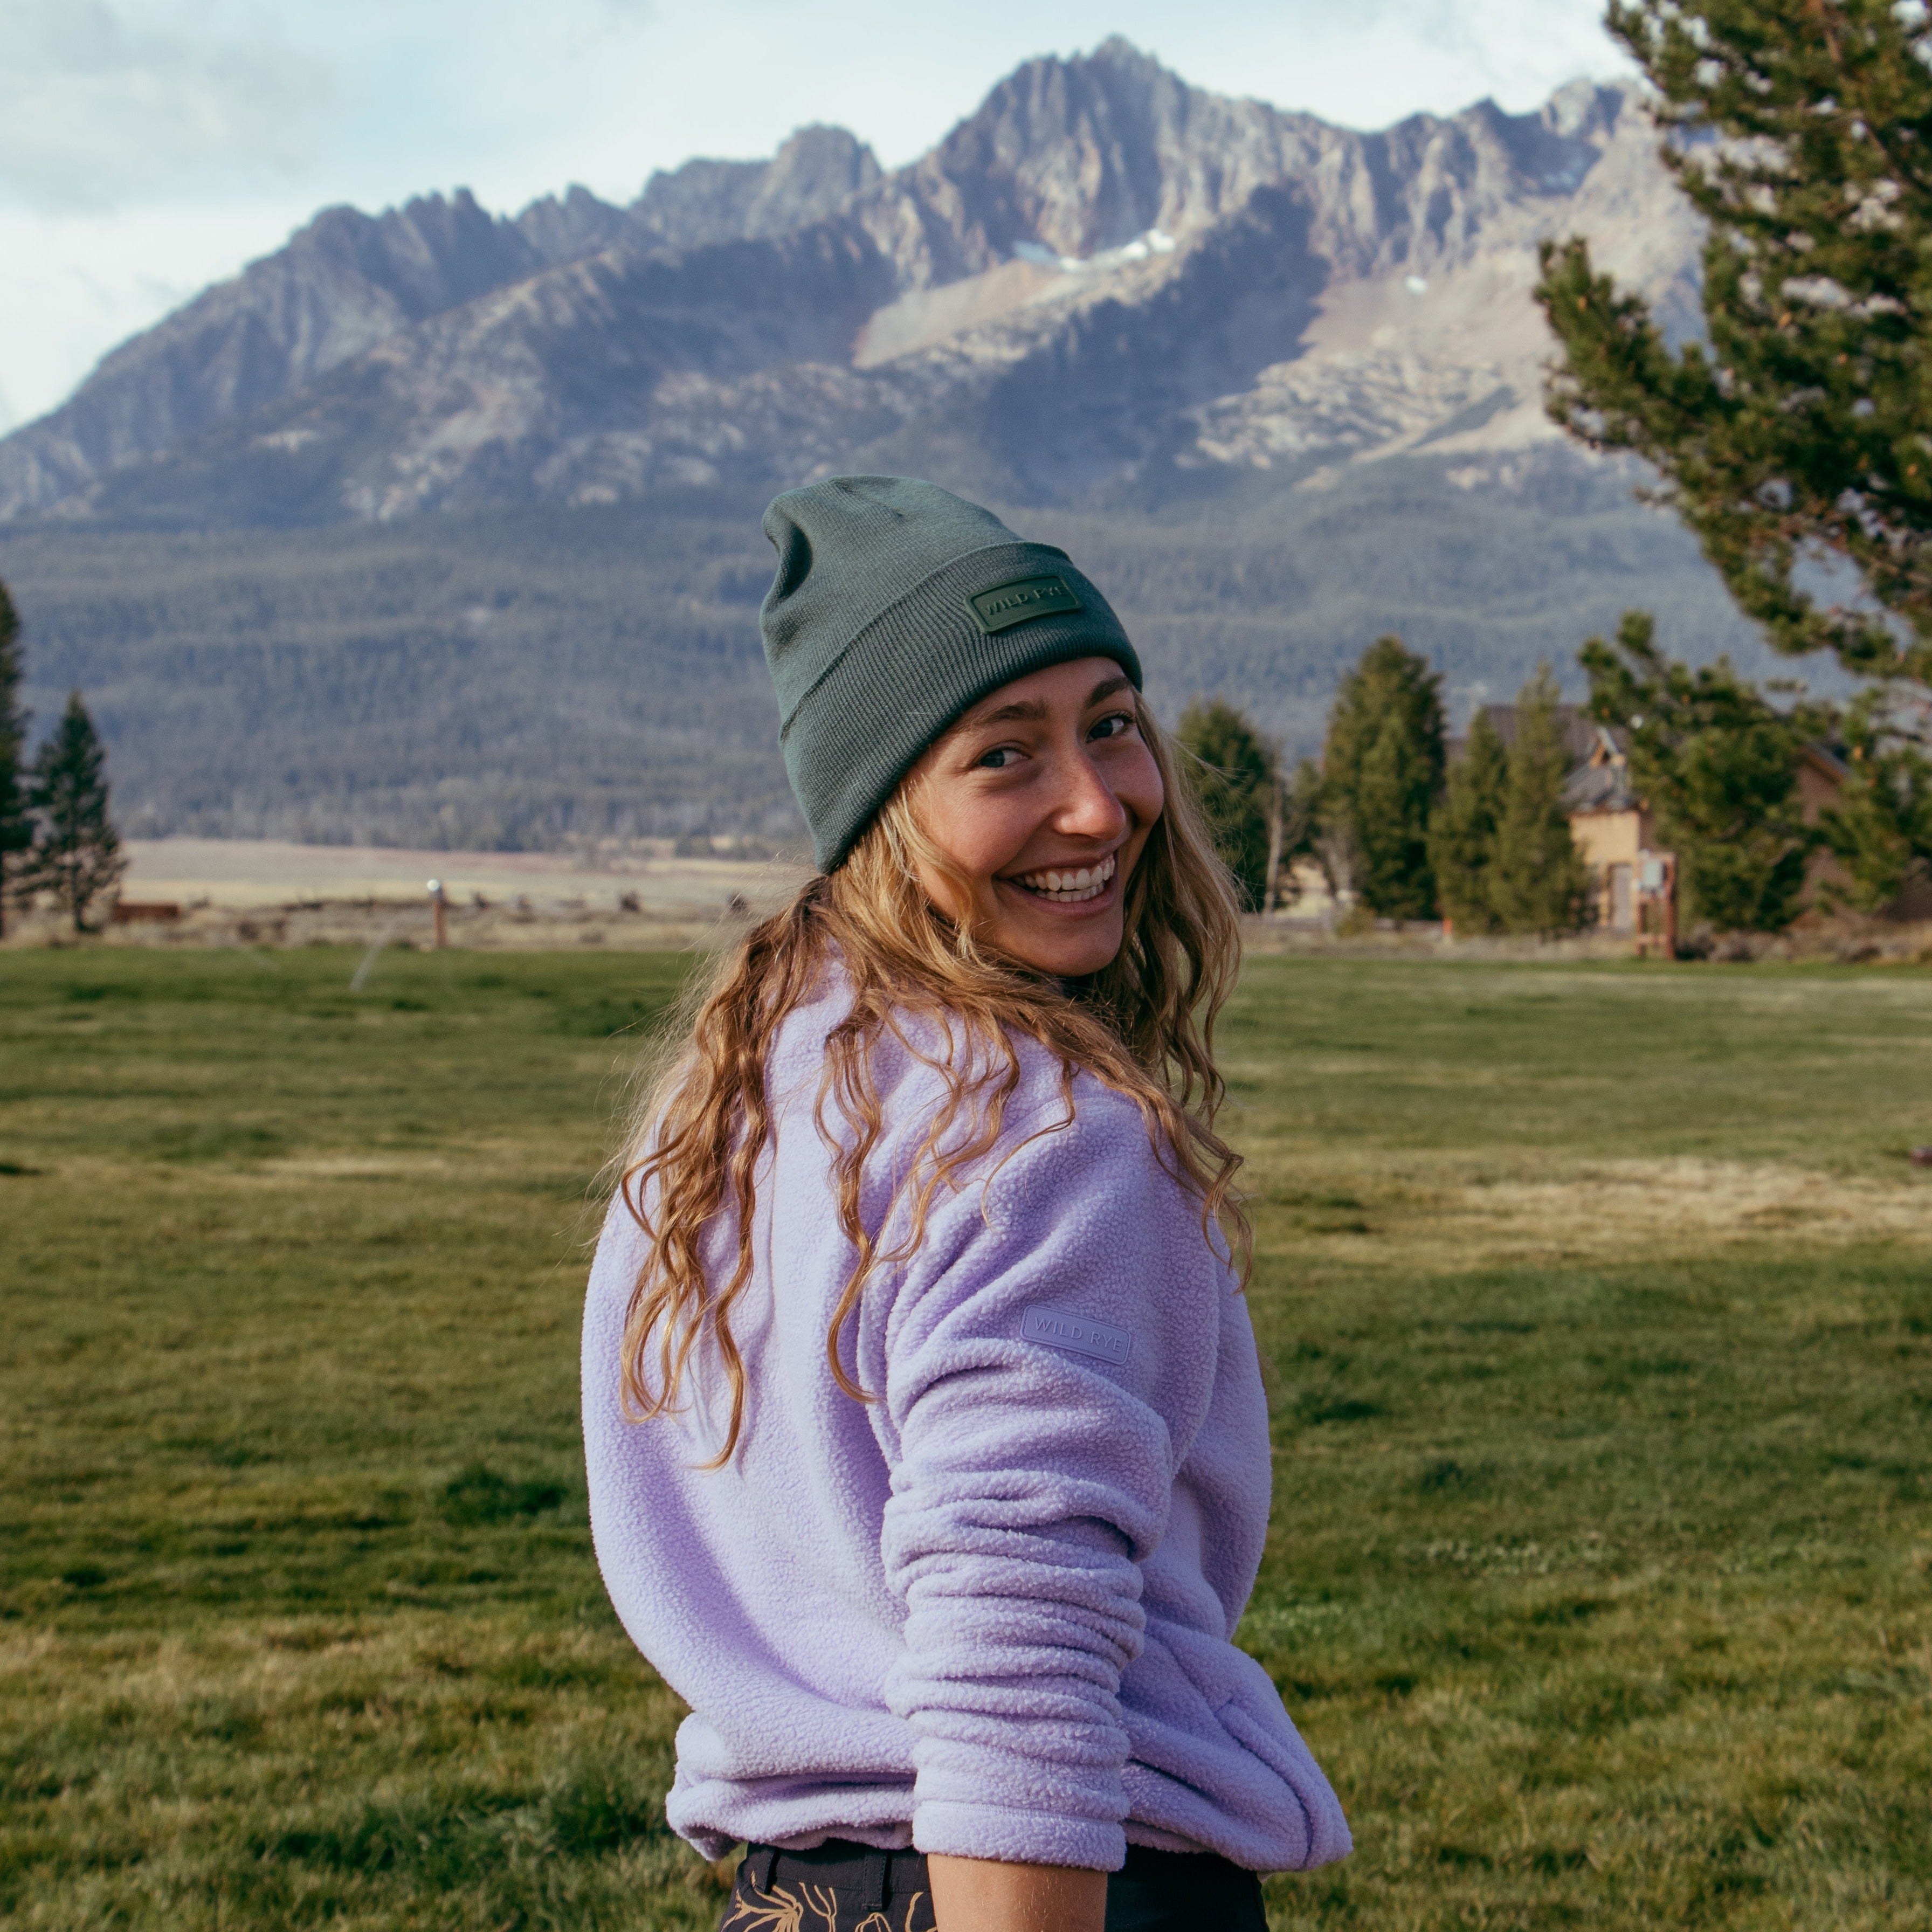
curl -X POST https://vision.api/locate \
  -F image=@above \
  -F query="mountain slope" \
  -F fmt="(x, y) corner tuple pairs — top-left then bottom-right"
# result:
(0, 39), (1753, 853)
(0, 40), (1688, 526)
(0, 128), (884, 522)
(2, 461), (1770, 852)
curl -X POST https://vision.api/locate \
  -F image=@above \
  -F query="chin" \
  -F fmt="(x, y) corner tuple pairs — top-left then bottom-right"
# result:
(1003, 919), (1124, 978)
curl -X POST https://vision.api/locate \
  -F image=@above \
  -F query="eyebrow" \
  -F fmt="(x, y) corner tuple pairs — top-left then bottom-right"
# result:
(962, 674), (1135, 731)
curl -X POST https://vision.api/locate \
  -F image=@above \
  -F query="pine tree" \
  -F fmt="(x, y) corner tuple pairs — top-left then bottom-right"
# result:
(0, 579), (29, 940)
(22, 692), (127, 934)
(1535, 2), (1932, 698)
(1176, 699), (1280, 908)
(1429, 709), (1510, 934)
(1319, 636), (1446, 919)
(1490, 667), (1593, 936)
(1817, 689), (1932, 913)
(1581, 613), (1828, 933)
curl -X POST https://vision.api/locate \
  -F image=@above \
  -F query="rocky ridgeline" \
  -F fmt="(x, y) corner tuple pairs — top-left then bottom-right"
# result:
(0, 39), (1695, 526)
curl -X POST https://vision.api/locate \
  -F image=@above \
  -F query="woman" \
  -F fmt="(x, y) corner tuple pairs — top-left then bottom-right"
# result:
(582, 477), (1349, 1932)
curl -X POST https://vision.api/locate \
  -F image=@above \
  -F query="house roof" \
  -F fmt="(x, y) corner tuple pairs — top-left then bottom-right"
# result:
(1469, 703), (1606, 765)
(1452, 701), (1851, 819)
(1801, 741), (1851, 783)
(1451, 705), (1638, 812)
(1562, 755), (1641, 813)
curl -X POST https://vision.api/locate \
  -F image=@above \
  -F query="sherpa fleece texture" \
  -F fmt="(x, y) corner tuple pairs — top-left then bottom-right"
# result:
(581, 977), (1351, 1874)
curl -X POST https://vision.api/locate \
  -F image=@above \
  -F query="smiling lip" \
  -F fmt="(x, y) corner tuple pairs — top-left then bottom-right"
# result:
(1002, 852), (1119, 906)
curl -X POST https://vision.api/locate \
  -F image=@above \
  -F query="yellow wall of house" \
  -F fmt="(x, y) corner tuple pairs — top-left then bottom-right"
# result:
(1569, 809), (1652, 931)
(1570, 809), (1646, 872)
(1574, 761), (1852, 919)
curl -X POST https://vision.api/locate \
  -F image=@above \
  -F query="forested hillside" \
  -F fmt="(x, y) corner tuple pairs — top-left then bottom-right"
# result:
(4, 457), (1765, 848)
(0, 38), (1771, 848)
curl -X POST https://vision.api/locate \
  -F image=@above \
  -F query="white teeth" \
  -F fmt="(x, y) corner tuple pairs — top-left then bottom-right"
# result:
(1013, 854), (1116, 900)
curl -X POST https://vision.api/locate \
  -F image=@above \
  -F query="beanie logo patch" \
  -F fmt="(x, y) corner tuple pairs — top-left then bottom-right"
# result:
(967, 574), (1082, 634)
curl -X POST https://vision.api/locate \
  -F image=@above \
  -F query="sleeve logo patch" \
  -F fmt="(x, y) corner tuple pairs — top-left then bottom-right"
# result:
(967, 574), (1083, 634)
(1020, 1306), (1133, 1366)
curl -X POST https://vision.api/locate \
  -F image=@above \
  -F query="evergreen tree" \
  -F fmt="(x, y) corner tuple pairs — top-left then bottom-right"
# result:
(1319, 636), (1446, 919)
(1818, 689), (1932, 913)
(1176, 698), (1280, 907)
(1429, 709), (1510, 934)
(1581, 612), (1829, 933)
(1490, 667), (1594, 936)
(0, 579), (28, 940)
(22, 692), (127, 934)
(1535, 2), (1932, 698)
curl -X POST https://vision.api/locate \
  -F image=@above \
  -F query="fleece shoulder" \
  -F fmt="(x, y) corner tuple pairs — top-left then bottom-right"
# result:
(979, 1062), (1196, 1231)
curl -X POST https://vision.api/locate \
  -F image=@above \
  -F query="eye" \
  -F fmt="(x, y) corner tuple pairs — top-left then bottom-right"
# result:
(1088, 710), (1137, 742)
(976, 744), (1023, 770)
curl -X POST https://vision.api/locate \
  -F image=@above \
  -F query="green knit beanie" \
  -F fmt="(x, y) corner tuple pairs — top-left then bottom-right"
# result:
(759, 475), (1143, 871)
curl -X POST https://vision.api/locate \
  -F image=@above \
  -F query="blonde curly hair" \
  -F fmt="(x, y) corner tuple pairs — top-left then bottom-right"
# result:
(613, 693), (1247, 1462)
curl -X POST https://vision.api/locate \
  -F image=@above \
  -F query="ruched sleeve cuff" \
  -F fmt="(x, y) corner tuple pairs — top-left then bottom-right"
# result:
(910, 1797), (1125, 1872)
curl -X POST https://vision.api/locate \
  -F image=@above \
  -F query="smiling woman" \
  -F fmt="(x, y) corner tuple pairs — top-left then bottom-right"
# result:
(580, 477), (1350, 1932)
(908, 658), (1161, 978)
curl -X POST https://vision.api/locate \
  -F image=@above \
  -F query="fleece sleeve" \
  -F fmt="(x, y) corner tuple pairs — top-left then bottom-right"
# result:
(874, 1098), (1223, 1871)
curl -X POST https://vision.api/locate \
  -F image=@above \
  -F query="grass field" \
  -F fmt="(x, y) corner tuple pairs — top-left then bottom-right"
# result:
(2, 946), (1929, 1930)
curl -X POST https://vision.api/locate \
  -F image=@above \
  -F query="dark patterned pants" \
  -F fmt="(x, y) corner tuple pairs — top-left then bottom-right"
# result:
(720, 1839), (1268, 1931)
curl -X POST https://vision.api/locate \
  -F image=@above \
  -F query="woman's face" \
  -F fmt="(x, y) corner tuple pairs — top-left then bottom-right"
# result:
(907, 656), (1165, 977)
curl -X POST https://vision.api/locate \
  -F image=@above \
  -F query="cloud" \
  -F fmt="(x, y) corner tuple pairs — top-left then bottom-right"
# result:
(0, 0), (341, 211)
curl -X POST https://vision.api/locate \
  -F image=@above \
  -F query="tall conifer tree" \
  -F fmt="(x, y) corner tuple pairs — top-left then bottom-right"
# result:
(1319, 636), (1446, 919)
(1429, 709), (1510, 934)
(1535, 1), (1932, 697)
(1819, 689), (1932, 912)
(1582, 612), (1827, 932)
(1176, 699), (1280, 908)
(1537, 2), (1932, 906)
(0, 580), (28, 940)
(1490, 667), (1593, 935)
(23, 692), (127, 934)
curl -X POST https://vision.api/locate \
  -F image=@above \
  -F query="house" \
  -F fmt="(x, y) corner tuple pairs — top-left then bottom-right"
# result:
(1459, 706), (1674, 941)
(1461, 705), (1857, 944)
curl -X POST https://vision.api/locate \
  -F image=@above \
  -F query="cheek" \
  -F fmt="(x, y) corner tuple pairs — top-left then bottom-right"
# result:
(920, 779), (1033, 885)
(1119, 746), (1165, 829)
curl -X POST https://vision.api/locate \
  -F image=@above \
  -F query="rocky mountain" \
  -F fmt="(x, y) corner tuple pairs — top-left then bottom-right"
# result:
(0, 38), (1695, 525)
(0, 123), (885, 523)
(1, 38), (1761, 851)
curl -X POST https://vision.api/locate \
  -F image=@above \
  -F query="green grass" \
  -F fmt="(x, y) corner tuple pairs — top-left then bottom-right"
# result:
(2, 946), (1929, 1929)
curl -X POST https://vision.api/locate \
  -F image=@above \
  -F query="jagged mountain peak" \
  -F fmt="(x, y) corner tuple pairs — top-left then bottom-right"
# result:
(632, 122), (882, 250)
(1542, 75), (1635, 140)
(1087, 33), (1168, 70)
(894, 37), (1249, 265)
(515, 182), (632, 267)
(0, 47), (1675, 527)
(238, 185), (529, 319)
(757, 125), (883, 208)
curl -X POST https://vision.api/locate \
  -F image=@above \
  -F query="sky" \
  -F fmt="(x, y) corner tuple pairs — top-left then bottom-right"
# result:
(0, 0), (1635, 433)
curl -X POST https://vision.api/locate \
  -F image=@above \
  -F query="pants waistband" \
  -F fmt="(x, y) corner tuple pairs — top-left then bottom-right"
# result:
(743, 1841), (926, 1909)
(742, 1838), (1255, 1906)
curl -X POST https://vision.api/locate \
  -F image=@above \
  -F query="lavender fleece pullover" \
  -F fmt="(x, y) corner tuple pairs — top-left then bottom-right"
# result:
(581, 977), (1351, 1874)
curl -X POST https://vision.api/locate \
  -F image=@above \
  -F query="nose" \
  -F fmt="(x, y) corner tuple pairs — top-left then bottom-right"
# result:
(1052, 741), (1130, 843)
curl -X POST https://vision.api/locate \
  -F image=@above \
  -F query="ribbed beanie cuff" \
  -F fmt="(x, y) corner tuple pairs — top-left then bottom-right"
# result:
(758, 477), (1142, 870)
